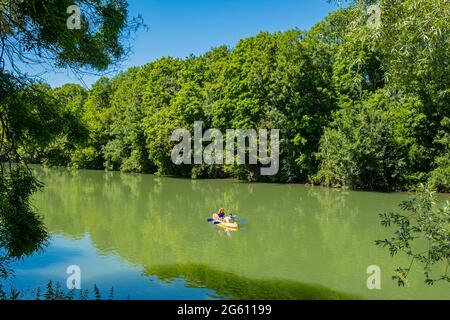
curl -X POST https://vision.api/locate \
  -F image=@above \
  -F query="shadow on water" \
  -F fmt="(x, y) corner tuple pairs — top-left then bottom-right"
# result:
(146, 264), (358, 300)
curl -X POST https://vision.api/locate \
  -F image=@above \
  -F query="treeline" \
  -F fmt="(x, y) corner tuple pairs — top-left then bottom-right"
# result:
(23, 1), (449, 192)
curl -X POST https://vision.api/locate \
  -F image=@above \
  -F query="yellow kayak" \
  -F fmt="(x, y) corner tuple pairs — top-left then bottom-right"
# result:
(212, 214), (239, 229)
(215, 221), (239, 230)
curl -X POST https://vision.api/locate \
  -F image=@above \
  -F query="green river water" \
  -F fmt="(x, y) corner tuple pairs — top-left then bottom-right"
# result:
(8, 167), (449, 299)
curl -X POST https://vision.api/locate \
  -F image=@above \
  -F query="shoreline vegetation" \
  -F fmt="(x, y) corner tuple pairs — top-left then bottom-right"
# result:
(18, 1), (449, 193)
(0, 282), (116, 300)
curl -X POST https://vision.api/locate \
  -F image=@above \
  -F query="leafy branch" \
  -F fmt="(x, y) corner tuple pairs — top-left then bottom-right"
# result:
(375, 185), (450, 286)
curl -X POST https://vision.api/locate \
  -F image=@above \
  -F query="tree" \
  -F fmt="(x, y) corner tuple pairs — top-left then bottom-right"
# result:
(314, 90), (430, 191)
(40, 84), (89, 166)
(0, 0), (141, 74)
(315, 0), (449, 191)
(428, 130), (450, 193)
(71, 77), (113, 169)
(104, 67), (153, 173)
(0, 0), (140, 276)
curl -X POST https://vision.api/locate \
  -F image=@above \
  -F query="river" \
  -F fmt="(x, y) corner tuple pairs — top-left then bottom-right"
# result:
(7, 167), (449, 299)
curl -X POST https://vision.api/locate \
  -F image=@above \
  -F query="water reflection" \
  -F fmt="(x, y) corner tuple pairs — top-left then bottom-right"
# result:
(145, 264), (357, 300)
(26, 166), (449, 299)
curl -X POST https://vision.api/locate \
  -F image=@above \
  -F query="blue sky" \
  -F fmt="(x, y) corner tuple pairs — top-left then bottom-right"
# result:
(44, 0), (338, 88)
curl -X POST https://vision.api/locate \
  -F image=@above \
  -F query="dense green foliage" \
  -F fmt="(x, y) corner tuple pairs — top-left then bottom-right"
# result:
(316, 0), (450, 191)
(31, 0), (449, 192)
(376, 186), (450, 286)
(0, 0), (138, 275)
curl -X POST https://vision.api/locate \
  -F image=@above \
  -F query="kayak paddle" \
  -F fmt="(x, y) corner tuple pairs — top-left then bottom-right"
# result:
(207, 217), (247, 223)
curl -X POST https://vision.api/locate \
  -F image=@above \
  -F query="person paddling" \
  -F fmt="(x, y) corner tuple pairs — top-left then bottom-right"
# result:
(217, 208), (236, 223)
(217, 208), (226, 220)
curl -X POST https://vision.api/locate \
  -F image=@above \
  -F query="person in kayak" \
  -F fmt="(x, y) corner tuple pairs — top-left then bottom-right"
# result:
(218, 208), (236, 224)
(218, 208), (226, 220)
